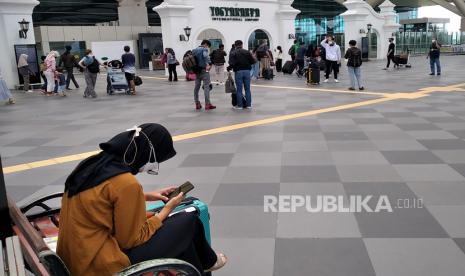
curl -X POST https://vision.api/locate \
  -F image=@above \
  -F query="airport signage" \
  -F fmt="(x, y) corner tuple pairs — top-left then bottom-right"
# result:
(209, 6), (260, 22)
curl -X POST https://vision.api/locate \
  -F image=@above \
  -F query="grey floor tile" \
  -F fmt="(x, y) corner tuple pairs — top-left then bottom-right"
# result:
(394, 164), (465, 181)
(324, 132), (369, 141)
(454, 238), (465, 255)
(230, 152), (282, 167)
(407, 181), (465, 206)
(222, 166), (281, 183)
(281, 166), (340, 182)
(433, 150), (465, 164)
(179, 153), (233, 167)
(212, 238), (275, 276)
(428, 206), (465, 238)
(331, 151), (389, 165)
(274, 238), (376, 276)
(336, 165), (403, 182)
(364, 238), (465, 276)
(381, 150), (444, 164)
(210, 206), (277, 238)
(372, 139), (428, 151)
(211, 183), (280, 206)
(406, 130), (458, 140)
(344, 182), (448, 238)
(419, 139), (465, 150)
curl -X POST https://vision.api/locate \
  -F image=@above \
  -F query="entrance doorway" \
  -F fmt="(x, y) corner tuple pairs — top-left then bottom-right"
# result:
(138, 33), (163, 69)
(196, 29), (224, 50)
(369, 31), (378, 59)
(248, 29), (270, 50)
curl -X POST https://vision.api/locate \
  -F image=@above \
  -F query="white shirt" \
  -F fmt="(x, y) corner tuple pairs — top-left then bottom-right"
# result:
(321, 40), (342, 62)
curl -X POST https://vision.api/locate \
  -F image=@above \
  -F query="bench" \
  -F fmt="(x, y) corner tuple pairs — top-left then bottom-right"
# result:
(8, 194), (201, 276)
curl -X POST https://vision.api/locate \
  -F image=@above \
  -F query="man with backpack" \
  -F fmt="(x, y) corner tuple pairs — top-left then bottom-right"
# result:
(78, 49), (100, 98)
(288, 40), (299, 61)
(210, 44), (227, 85)
(192, 40), (216, 110)
(344, 40), (364, 91)
(256, 42), (270, 78)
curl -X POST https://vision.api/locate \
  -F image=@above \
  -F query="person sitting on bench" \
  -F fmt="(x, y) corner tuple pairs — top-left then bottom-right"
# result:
(57, 123), (227, 275)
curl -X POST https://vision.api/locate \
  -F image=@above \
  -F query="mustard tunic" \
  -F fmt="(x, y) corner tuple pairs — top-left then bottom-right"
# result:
(57, 173), (162, 275)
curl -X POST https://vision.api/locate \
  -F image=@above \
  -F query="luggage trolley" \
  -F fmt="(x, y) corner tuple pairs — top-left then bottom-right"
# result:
(394, 49), (412, 68)
(106, 60), (131, 95)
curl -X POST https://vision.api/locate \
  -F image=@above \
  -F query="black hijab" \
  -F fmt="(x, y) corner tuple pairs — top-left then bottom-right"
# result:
(64, 123), (176, 197)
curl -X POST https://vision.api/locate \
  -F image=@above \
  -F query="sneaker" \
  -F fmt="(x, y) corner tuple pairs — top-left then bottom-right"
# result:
(334, 79), (339, 83)
(245, 106), (252, 109)
(8, 98), (15, 104)
(324, 79), (329, 83)
(61, 93), (67, 97)
(359, 87), (365, 90)
(66, 88), (72, 90)
(348, 87), (355, 91)
(429, 73), (435, 75)
(26, 90), (33, 93)
(205, 253), (227, 272)
(205, 103), (216, 110)
(233, 106), (243, 110)
(437, 73), (441, 76)
(195, 102), (202, 110)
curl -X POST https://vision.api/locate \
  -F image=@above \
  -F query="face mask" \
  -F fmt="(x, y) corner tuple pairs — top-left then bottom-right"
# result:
(124, 127), (160, 175)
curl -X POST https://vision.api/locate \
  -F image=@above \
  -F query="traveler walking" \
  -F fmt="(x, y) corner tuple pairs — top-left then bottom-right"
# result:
(59, 45), (79, 90)
(320, 35), (341, 82)
(210, 44), (227, 84)
(295, 42), (306, 77)
(122, 46), (137, 94)
(257, 42), (270, 78)
(17, 54), (34, 93)
(0, 67), (15, 104)
(79, 49), (99, 98)
(288, 40), (299, 61)
(44, 51), (59, 95)
(250, 46), (260, 80)
(275, 46), (283, 72)
(166, 48), (179, 82)
(230, 44), (236, 54)
(383, 38), (399, 70)
(344, 40), (364, 91)
(229, 40), (256, 109)
(428, 39), (442, 75)
(192, 40), (216, 110)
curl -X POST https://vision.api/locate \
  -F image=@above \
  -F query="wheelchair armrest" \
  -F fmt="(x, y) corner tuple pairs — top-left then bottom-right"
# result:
(20, 192), (64, 213)
(115, 258), (200, 276)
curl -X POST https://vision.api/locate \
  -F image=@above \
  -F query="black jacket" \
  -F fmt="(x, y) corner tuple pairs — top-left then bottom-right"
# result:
(60, 51), (76, 68)
(344, 47), (362, 68)
(210, 49), (227, 65)
(228, 48), (255, 72)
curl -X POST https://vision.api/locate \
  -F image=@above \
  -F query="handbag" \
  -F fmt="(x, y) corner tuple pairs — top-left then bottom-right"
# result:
(175, 60), (180, 66)
(225, 72), (236, 94)
(134, 76), (143, 86)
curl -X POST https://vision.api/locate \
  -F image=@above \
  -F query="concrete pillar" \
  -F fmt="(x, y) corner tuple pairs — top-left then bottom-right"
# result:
(0, 0), (39, 89)
(154, 1), (193, 76)
(277, 0), (300, 61)
(117, 0), (149, 26)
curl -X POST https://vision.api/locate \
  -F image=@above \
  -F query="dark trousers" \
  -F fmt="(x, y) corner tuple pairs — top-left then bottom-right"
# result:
(296, 59), (305, 75)
(65, 67), (79, 88)
(41, 72), (47, 90)
(125, 212), (216, 274)
(386, 55), (398, 68)
(325, 60), (339, 79)
(276, 59), (282, 72)
(168, 64), (178, 81)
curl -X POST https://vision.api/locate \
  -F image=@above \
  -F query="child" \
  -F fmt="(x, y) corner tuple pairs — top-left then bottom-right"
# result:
(55, 68), (66, 96)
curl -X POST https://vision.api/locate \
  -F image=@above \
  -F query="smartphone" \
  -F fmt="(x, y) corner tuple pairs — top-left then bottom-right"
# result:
(167, 181), (194, 200)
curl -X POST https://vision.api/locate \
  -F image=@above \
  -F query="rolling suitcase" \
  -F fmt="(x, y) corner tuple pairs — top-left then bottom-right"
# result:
(308, 60), (321, 85)
(146, 196), (211, 244)
(231, 93), (247, 107)
(262, 68), (274, 80)
(282, 61), (296, 74)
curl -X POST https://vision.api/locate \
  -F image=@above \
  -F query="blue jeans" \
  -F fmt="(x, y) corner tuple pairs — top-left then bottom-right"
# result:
(430, 57), (441, 74)
(250, 62), (259, 79)
(347, 66), (363, 89)
(235, 70), (252, 107)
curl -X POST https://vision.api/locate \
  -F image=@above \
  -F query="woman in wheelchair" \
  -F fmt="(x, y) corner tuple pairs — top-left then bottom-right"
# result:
(57, 123), (227, 275)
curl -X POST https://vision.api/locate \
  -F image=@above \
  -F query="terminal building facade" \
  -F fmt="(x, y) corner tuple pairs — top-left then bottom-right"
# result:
(0, 0), (464, 88)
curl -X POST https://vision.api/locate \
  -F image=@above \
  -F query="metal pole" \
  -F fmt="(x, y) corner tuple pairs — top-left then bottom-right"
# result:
(0, 155), (13, 240)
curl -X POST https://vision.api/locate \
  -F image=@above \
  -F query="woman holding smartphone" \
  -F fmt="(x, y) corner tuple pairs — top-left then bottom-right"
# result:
(57, 123), (227, 275)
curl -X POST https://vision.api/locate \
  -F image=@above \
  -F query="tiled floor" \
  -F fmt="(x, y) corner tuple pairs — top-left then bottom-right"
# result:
(2, 55), (465, 275)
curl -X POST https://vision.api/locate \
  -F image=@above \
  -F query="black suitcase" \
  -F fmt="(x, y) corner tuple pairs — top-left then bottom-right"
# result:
(231, 93), (247, 107)
(307, 68), (320, 84)
(262, 68), (274, 80)
(282, 61), (296, 74)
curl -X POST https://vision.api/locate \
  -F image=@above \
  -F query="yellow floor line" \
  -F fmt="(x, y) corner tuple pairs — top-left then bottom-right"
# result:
(3, 81), (465, 174)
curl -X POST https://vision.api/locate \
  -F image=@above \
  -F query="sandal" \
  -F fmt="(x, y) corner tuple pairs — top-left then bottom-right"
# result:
(205, 253), (227, 272)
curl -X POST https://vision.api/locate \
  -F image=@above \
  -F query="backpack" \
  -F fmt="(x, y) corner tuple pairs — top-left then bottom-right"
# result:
(87, 57), (100, 73)
(182, 54), (197, 73)
(257, 46), (267, 59)
(288, 46), (295, 56)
